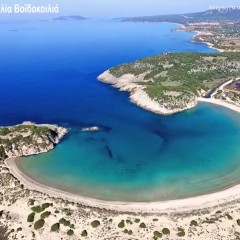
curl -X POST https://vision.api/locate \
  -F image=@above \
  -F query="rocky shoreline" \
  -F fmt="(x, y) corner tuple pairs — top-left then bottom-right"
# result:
(97, 23), (230, 116)
(2, 150), (240, 239)
(98, 70), (198, 115)
(0, 122), (68, 159)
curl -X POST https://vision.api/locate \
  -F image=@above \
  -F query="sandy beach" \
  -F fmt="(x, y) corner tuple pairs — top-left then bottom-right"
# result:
(2, 105), (240, 240)
(5, 149), (240, 214)
(2, 97), (240, 240)
(198, 97), (240, 113)
(192, 30), (224, 52)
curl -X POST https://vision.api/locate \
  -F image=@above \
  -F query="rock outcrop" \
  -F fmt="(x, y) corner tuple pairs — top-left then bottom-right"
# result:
(0, 122), (68, 159)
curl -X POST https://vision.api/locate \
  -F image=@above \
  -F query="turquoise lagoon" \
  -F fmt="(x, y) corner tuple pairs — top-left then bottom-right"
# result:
(1, 20), (240, 201)
(18, 103), (240, 201)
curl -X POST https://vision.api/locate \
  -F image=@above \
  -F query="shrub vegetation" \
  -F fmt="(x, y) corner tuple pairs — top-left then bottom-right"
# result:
(118, 220), (125, 228)
(27, 212), (35, 223)
(91, 220), (100, 228)
(51, 223), (60, 232)
(34, 219), (45, 230)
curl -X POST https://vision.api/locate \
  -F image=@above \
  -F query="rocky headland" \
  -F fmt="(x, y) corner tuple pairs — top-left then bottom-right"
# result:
(98, 52), (240, 115)
(0, 122), (68, 159)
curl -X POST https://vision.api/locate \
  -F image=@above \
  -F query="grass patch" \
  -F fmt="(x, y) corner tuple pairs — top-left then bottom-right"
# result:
(0, 128), (10, 136)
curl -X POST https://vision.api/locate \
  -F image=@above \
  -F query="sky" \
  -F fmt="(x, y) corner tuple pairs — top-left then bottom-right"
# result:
(0, 0), (240, 21)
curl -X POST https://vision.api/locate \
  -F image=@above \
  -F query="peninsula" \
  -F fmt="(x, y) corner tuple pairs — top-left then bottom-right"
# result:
(98, 52), (240, 115)
(123, 9), (240, 52)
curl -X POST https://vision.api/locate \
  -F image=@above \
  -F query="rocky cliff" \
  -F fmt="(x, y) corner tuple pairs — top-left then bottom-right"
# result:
(0, 122), (68, 159)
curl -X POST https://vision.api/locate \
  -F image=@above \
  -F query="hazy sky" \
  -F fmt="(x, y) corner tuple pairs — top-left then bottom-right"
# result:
(1, 0), (240, 20)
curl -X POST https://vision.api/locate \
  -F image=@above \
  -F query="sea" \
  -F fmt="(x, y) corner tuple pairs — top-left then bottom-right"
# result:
(1, 19), (240, 201)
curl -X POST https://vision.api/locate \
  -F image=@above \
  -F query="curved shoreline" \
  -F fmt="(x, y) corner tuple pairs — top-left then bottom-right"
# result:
(4, 101), (240, 214)
(5, 136), (240, 214)
(198, 97), (240, 113)
(4, 25), (240, 215)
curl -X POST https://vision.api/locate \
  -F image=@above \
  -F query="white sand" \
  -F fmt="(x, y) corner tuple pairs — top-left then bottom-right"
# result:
(198, 97), (240, 113)
(3, 98), (240, 240)
(6, 151), (240, 214)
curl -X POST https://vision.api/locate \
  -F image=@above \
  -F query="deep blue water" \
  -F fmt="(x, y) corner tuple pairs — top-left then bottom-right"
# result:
(2, 20), (240, 201)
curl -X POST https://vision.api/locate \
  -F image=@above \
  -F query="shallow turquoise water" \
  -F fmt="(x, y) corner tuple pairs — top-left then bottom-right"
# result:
(2, 20), (240, 201)
(18, 103), (240, 201)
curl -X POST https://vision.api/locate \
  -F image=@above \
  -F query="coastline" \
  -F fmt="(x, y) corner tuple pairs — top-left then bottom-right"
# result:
(99, 68), (240, 116)
(4, 88), (240, 216)
(177, 23), (239, 53)
(5, 156), (240, 240)
(97, 23), (232, 116)
(98, 70), (198, 115)
(2, 20), (240, 240)
(5, 150), (240, 214)
(198, 97), (240, 113)
(174, 23), (224, 53)
(192, 30), (224, 53)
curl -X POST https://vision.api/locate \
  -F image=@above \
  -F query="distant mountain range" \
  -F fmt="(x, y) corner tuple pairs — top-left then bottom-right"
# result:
(54, 16), (88, 21)
(122, 9), (240, 24)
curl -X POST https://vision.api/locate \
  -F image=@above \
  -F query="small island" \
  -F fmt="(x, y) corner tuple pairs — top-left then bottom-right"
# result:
(53, 15), (88, 21)
(2, 7), (240, 240)
(0, 122), (68, 159)
(98, 52), (240, 114)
